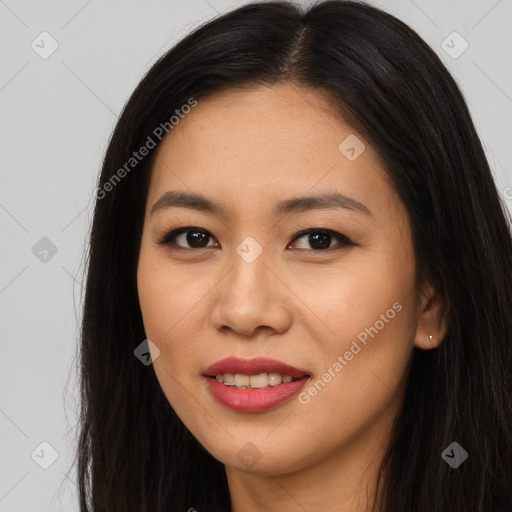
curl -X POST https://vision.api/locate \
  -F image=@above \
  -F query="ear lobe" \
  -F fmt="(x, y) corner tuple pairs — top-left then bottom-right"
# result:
(413, 279), (449, 350)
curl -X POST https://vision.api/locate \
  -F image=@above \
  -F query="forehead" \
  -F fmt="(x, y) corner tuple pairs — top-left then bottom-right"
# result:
(163, 84), (360, 163)
(148, 83), (395, 220)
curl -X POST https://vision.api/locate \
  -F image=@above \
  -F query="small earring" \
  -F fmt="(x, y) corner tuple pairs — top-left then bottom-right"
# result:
(429, 334), (433, 342)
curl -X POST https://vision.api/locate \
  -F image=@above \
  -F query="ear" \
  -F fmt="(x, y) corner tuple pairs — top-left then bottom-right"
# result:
(413, 278), (449, 350)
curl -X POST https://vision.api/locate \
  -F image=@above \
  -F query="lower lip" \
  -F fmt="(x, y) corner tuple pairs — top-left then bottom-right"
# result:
(206, 376), (309, 412)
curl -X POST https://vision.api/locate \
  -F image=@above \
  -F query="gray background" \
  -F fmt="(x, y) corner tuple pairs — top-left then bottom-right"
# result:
(1, 0), (511, 510)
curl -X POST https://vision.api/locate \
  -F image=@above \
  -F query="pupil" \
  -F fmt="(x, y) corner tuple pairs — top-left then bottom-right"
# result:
(187, 231), (208, 248)
(309, 232), (331, 250)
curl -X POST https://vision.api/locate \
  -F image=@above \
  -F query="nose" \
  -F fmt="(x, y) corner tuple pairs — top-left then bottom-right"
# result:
(209, 250), (293, 339)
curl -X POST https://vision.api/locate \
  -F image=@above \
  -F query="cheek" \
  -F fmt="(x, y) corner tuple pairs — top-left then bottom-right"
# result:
(137, 247), (205, 344)
(137, 255), (200, 409)
(296, 252), (415, 345)
(291, 299), (415, 463)
(292, 254), (417, 414)
(136, 250), (217, 407)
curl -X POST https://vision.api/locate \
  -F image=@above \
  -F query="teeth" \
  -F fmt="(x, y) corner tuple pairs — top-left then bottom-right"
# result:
(268, 372), (282, 386)
(249, 373), (269, 388)
(234, 374), (250, 387)
(214, 372), (301, 388)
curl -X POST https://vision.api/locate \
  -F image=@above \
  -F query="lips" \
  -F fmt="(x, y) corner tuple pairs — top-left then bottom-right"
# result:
(203, 357), (311, 412)
(204, 357), (309, 379)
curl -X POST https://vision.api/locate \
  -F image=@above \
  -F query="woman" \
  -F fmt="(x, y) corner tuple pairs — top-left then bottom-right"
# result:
(76, 1), (512, 510)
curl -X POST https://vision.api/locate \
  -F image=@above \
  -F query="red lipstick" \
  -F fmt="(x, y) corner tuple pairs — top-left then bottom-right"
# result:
(203, 357), (310, 412)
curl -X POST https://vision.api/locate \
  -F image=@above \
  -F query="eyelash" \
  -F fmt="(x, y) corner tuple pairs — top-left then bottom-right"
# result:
(156, 226), (355, 253)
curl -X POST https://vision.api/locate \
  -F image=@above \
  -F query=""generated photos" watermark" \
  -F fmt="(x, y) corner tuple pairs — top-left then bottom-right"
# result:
(298, 301), (403, 405)
(95, 97), (198, 200)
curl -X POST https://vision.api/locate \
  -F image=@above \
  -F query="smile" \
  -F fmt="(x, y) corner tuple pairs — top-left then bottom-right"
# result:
(203, 357), (311, 412)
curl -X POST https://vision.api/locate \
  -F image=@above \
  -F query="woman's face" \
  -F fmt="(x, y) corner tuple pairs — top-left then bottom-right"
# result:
(137, 83), (430, 475)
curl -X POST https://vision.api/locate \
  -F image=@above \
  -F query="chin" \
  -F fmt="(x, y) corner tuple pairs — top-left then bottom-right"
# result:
(206, 438), (315, 476)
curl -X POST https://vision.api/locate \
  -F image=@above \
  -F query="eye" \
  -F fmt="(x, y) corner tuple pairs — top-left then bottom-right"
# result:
(287, 229), (353, 252)
(157, 227), (219, 250)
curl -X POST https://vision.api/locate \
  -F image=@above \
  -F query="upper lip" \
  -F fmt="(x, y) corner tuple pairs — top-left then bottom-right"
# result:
(204, 357), (310, 379)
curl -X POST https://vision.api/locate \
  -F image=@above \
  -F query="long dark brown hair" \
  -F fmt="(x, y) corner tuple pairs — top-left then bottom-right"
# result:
(73, 1), (512, 510)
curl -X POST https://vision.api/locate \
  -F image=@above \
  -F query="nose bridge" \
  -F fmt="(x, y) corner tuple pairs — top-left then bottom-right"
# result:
(227, 239), (271, 302)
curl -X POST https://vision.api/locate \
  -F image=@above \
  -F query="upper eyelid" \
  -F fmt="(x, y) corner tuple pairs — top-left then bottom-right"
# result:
(290, 228), (350, 242)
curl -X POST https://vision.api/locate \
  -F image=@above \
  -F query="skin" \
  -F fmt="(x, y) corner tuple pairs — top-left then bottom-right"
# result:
(136, 83), (447, 512)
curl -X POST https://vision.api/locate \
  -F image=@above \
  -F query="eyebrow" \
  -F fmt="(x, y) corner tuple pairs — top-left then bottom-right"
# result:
(150, 190), (372, 218)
